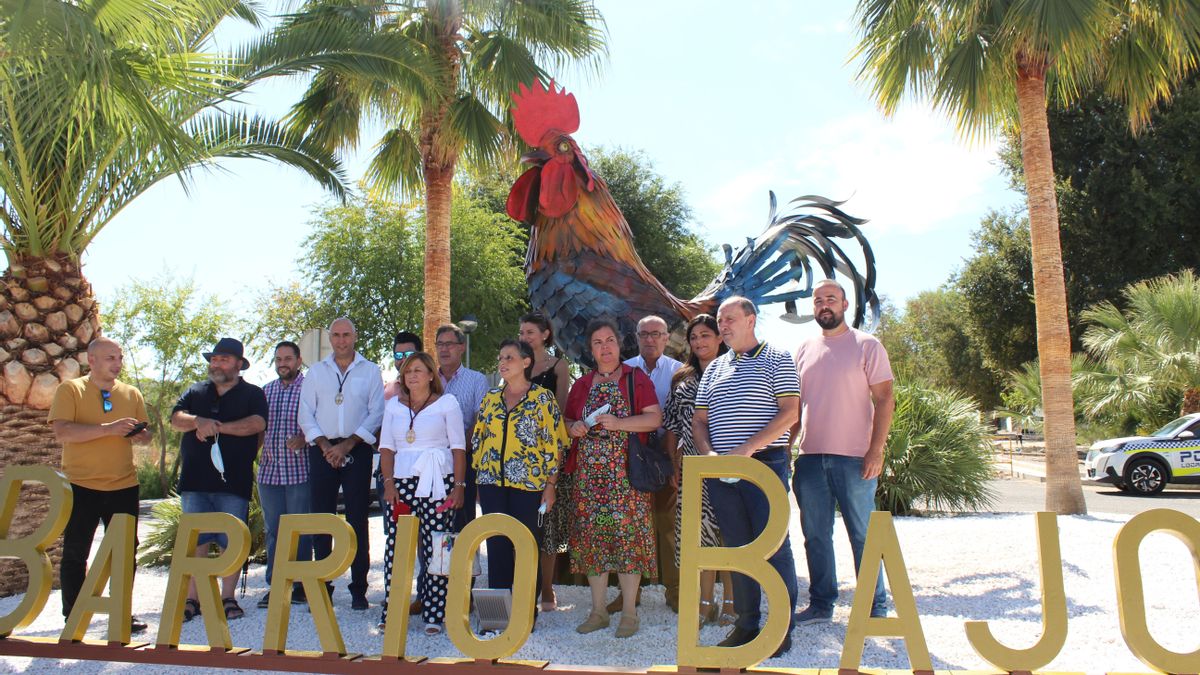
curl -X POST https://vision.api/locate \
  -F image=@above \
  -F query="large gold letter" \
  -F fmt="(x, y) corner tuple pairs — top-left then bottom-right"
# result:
(1114, 508), (1200, 673)
(0, 465), (72, 637)
(676, 454), (790, 668)
(840, 511), (932, 672)
(446, 513), (538, 661)
(262, 513), (356, 656)
(155, 512), (250, 651)
(965, 512), (1067, 671)
(61, 514), (137, 644)
(380, 514), (418, 659)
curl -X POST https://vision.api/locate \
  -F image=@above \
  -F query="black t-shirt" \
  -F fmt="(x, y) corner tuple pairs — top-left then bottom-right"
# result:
(174, 378), (268, 500)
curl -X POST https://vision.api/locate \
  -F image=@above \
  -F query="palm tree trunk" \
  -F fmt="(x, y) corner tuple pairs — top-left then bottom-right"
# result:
(423, 162), (454, 349)
(0, 254), (100, 595)
(1014, 65), (1087, 515)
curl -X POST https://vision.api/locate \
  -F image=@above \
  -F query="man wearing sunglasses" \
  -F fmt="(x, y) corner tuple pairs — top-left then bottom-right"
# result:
(49, 337), (153, 634)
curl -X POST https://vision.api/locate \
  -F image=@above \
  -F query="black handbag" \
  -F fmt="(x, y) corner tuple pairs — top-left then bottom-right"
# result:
(625, 371), (672, 493)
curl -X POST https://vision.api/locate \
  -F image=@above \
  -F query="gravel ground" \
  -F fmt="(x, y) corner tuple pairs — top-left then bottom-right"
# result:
(2, 510), (1197, 673)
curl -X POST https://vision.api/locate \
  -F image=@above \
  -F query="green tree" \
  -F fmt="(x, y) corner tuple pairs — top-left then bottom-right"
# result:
(102, 274), (236, 496)
(1076, 271), (1200, 428)
(998, 74), (1200, 317)
(0, 0), (358, 591)
(278, 0), (608, 348)
(877, 287), (1003, 410)
(253, 193), (527, 368)
(854, 0), (1200, 513)
(954, 211), (1038, 376)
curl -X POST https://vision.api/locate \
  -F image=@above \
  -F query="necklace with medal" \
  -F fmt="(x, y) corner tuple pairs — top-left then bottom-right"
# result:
(407, 394), (431, 443)
(334, 367), (350, 405)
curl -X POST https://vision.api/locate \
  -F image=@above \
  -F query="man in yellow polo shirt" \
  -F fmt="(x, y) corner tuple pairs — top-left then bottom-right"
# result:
(48, 337), (152, 633)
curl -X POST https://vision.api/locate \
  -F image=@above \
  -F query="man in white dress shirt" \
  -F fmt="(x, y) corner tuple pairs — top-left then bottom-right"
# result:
(298, 317), (385, 610)
(620, 315), (683, 612)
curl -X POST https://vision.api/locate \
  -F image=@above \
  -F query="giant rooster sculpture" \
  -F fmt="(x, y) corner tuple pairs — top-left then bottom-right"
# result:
(506, 80), (880, 364)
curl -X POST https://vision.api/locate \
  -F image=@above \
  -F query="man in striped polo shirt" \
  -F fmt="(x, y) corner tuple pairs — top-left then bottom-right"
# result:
(693, 296), (799, 656)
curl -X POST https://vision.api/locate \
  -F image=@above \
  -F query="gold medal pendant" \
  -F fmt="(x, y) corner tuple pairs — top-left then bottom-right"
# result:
(335, 393), (344, 405)
(406, 429), (416, 443)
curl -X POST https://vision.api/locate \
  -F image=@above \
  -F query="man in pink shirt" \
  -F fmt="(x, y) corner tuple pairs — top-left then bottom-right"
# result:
(791, 279), (895, 625)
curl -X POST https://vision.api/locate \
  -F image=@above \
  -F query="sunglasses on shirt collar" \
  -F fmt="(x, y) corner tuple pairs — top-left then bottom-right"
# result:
(101, 389), (112, 413)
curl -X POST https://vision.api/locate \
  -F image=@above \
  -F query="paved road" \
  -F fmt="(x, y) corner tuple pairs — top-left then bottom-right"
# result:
(982, 475), (1200, 518)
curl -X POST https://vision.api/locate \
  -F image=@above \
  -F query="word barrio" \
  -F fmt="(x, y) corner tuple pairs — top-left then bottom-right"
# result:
(1, 459), (1198, 673)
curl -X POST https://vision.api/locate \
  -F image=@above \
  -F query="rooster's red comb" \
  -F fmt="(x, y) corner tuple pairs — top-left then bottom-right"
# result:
(511, 79), (579, 146)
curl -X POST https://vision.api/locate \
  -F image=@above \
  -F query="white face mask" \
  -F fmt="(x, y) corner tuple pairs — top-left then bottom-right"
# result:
(210, 434), (226, 482)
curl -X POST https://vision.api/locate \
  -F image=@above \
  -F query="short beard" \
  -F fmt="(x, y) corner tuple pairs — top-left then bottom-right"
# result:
(209, 368), (234, 384)
(815, 311), (843, 330)
(277, 367), (296, 382)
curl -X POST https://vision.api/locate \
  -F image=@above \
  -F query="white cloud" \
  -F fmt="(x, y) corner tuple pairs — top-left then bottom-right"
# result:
(697, 106), (1006, 243)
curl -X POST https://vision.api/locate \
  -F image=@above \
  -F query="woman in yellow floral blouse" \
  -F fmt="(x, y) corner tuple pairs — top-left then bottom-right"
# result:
(472, 339), (569, 593)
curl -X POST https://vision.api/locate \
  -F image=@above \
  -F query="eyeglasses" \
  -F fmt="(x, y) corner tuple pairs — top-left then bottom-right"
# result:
(434, 341), (461, 349)
(101, 389), (112, 413)
(637, 331), (667, 339)
(394, 350), (416, 360)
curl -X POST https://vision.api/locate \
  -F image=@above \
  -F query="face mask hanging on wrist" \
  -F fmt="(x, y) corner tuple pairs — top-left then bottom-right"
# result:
(210, 433), (227, 482)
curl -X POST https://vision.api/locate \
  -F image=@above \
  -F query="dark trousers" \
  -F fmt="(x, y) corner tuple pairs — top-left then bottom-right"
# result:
(653, 482), (679, 599)
(453, 465), (478, 532)
(309, 442), (372, 598)
(477, 484), (542, 590)
(706, 447), (798, 633)
(61, 484), (139, 618)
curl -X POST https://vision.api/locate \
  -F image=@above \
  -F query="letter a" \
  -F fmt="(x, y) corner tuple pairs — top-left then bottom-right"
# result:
(61, 514), (138, 644)
(840, 511), (932, 672)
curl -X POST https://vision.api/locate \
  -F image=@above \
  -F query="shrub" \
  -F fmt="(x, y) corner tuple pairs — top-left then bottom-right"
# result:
(137, 492), (266, 567)
(136, 459), (177, 500)
(877, 381), (998, 515)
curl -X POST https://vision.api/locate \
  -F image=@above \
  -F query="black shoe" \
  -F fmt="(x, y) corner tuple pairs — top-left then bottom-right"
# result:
(130, 615), (148, 634)
(351, 595), (369, 610)
(772, 633), (792, 658)
(257, 592), (271, 609)
(718, 625), (759, 647)
(291, 586), (307, 605)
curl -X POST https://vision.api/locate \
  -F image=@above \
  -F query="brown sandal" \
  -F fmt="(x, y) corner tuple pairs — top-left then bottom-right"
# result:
(183, 598), (201, 623)
(223, 597), (244, 621)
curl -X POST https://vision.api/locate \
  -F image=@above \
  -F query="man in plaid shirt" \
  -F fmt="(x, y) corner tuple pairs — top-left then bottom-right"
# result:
(256, 340), (311, 608)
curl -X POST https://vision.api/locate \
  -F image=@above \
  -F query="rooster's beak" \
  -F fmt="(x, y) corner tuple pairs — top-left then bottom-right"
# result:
(520, 149), (551, 164)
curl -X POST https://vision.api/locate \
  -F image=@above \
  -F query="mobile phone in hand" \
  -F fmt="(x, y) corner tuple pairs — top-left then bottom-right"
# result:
(125, 422), (148, 438)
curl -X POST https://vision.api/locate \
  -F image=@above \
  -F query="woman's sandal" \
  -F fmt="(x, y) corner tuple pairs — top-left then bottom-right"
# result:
(699, 599), (718, 627)
(423, 623), (444, 636)
(718, 600), (737, 627)
(223, 597), (245, 621)
(183, 598), (201, 623)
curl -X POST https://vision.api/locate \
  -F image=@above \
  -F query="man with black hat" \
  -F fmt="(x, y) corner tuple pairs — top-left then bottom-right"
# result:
(170, 337), (268, 622)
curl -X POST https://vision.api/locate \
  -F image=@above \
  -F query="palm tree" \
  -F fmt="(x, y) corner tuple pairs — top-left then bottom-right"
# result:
(853, 0), (1200, 514)
(1077, 271), (1200, 426)
(0, 0), (414, 594)
(278, 0), (607, 347)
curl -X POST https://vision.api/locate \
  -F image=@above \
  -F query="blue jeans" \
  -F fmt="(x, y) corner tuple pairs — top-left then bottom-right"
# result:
(706, 447), (798, 633)
(258, 482), (313, 584)
(180, 491), (249, 549)
(792, 453), (887, 613)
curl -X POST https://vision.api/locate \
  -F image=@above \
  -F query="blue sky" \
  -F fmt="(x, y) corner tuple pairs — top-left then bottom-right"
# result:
(81, 0), (1024, 358)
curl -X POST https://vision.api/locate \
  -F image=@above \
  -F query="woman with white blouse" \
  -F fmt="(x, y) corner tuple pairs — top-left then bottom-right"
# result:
(378, 352), (467, 635)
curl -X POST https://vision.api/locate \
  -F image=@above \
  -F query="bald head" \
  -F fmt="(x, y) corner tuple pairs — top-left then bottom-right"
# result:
(329, 317), (358, 362)
(86, 337), (123, 385)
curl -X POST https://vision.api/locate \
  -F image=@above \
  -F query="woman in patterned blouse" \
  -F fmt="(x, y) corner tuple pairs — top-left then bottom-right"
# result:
(662, 314), (737, 628)
(471, 339), (569, 599)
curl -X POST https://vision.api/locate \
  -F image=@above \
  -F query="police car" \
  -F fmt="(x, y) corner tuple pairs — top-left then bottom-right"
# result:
(1085, 413), (1200, 495)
